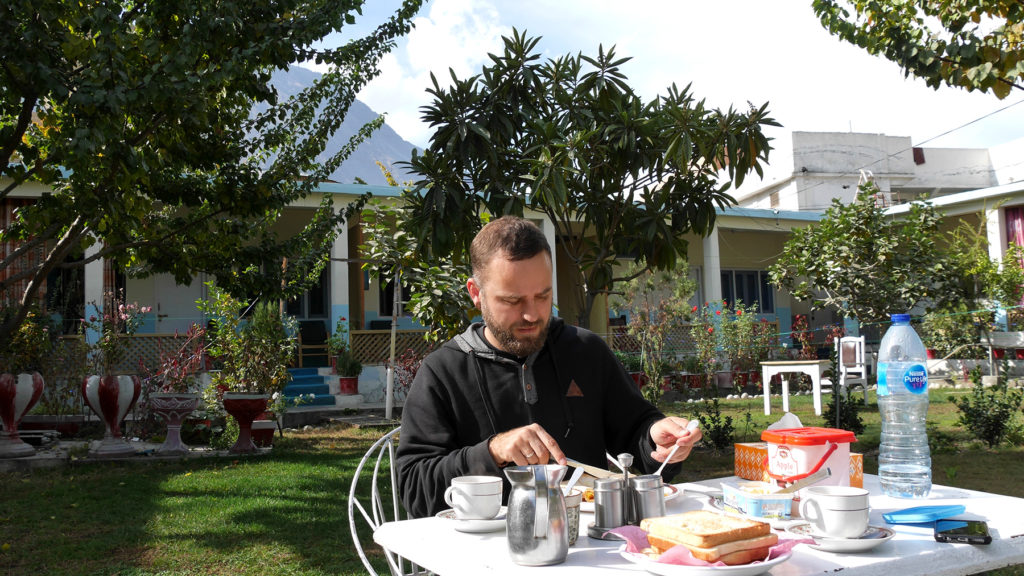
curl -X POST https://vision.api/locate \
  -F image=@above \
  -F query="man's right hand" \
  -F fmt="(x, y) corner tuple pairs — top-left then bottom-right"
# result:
(488, 423), (567, 467)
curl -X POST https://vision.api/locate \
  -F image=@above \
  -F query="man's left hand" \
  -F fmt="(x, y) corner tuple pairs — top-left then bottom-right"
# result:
(649, 417), (702, 465)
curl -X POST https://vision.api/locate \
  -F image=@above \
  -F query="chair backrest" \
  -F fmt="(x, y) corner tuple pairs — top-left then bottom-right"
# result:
(836, 336), (866, 370)
(348, 426), (417, 576)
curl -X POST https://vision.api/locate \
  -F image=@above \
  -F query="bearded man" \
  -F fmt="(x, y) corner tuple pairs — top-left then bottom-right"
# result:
(395, 216), (701, 518)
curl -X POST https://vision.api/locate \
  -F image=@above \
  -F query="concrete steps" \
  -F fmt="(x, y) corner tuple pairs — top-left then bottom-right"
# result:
(284, 367), (363, 409)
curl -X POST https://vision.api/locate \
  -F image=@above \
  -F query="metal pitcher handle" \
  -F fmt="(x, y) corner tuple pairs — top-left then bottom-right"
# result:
(533, 466), (548, 539)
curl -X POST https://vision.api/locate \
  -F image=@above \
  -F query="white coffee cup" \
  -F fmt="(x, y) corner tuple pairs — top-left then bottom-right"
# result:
(798, 485), (870, 538)
(444, 475), (502, 520)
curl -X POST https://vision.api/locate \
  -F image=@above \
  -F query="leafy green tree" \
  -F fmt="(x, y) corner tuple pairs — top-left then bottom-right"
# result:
(0, 0), (423, 350)
(813, 0), (1024, 98)
(769, 179), (948, 325)
(400, 30), (778, 328)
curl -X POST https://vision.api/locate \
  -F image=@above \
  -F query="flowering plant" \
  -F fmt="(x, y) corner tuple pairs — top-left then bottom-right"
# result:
(689, 302), (721, 381)
(140, 323), (207, 394)
(83, 291), (151, 375)
(328, 316), (362, 377)
(199, 285), (297, 395)
(791, 314), (817, 360)
(1, 308), (55, 374)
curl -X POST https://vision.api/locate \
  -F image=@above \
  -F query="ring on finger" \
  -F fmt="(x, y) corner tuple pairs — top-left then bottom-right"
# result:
(524, 452), (535, 459)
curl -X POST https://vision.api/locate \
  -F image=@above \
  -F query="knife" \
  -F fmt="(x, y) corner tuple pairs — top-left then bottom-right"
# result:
(564, 457), (616, 479)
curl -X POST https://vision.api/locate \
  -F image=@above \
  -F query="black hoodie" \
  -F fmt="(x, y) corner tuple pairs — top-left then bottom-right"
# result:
(395, 317), (681, 518)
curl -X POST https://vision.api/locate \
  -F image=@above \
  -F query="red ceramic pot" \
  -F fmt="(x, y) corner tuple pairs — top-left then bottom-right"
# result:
(82, 374), (142, 458)
(222, 393), (269, 454)
(149, 393), (199, 455)
(338, 376), (359, 395)
(0, 372), (45, 458)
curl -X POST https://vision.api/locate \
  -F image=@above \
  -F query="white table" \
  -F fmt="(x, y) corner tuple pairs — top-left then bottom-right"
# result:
(374, 475), (1024, 576)
(761, 360), (832, 416)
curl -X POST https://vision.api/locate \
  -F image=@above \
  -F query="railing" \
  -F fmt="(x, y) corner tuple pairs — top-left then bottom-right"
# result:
(350, 329), (432, 365)
(610, 321), (781, 359)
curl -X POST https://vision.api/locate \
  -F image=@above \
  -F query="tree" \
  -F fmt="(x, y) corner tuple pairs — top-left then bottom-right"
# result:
(813, 0), (1024, 99)
(400, 30), (778, 328)
(769, 179), (948, 326)
(359, 166), (476, 344)
(0, 0), (423, 351)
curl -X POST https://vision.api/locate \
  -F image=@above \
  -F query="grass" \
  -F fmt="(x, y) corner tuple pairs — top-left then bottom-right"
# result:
(1, 388), (1022, 575)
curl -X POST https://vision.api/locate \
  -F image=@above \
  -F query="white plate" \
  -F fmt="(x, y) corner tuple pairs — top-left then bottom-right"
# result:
(785, 523), (894, 553)
(580, 484), (681, 512)
(619, 546), (791, 576)
(435, 507), (507, 533)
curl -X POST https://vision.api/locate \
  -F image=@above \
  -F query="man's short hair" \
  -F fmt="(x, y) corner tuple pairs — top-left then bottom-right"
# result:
(471, 216), (551, 282)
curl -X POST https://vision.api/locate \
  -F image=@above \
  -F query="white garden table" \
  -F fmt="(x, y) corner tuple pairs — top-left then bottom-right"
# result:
(374, 474), (1024, 576)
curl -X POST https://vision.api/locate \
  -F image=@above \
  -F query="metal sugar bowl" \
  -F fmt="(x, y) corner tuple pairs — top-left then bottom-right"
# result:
(504, 464), (568, 566)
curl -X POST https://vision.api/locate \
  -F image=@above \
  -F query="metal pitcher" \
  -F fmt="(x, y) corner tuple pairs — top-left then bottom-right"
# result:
(504, 464), (568, 566)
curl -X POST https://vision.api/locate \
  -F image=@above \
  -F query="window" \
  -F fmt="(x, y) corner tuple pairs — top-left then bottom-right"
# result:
(378, 276), (413, 317)
(286, 267), (329, 319)
(720, 270), (774, 313)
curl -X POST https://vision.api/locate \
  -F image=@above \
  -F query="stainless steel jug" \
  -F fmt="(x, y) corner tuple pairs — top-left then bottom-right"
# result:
(504, 464), (568, 566)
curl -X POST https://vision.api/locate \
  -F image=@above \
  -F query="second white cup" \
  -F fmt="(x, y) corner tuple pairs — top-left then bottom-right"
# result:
(444, 475), (502, 520)
(798, 485), (870, 538)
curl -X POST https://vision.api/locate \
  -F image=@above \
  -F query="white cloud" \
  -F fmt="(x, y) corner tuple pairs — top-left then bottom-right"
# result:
(314, 0), (1024, 152)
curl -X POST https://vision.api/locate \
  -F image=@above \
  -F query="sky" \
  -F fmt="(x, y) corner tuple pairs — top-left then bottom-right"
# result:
(306, 0), (1024, 161)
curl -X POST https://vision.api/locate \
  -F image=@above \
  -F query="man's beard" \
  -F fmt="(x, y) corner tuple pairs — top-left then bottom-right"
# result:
(481, 302), (549, 357)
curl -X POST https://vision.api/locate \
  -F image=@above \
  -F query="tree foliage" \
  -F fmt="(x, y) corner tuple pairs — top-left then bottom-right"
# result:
(770, 177), (1024, 328)
(813, 0), (1024, 99)
(400, 30), (778, 327)
(769, 179), (948, 325)
(0, 0), (423, 349)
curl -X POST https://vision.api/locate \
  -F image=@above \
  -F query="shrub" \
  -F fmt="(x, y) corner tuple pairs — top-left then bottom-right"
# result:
(951, 365), (1023, 448)
(693, 397), (734, 453)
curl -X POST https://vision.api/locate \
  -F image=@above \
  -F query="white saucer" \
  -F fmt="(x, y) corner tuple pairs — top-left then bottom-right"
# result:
(435, 507), (507, 533)
(786, 523), (894, 553)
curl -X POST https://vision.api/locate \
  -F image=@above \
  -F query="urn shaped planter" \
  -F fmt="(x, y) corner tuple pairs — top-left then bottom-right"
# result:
(0, 372), (45, 458)
(222, 392), (270, 454)
(82, 374), (142, 458)
(150, 393), (200, 455)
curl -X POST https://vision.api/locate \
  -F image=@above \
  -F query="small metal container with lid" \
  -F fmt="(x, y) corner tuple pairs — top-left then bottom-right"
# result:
(591, 477), (626, 530)
(629, 474), (666, 523)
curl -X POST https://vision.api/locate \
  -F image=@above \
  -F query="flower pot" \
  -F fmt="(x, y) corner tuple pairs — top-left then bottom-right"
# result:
(338, 375), (359, 395)
(993, 348), (1007, 360)
(222, 392), (270, 454)
(81, 374), (142, 458)
(251, 419), (277, 448)
(149, 393), (199, 455)
(926, 349), (938, 360)
(629, 372), (646, 389)
(0, 372), (45, 458)
(1016, 349), (1024, 360)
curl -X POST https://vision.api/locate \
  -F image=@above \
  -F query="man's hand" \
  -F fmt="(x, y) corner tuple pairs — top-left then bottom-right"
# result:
(488, 423), (567, 467)
(649, 417), (702, 465)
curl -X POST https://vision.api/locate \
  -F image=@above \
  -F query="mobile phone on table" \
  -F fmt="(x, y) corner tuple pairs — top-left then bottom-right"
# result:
(934, 519), (992, 544)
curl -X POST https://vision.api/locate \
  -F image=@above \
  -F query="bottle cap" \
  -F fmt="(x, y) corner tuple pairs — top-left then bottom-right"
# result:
(890, 313), (911, 323)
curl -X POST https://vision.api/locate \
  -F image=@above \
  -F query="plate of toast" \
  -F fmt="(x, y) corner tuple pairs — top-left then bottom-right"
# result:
(618, 510), (793, 575)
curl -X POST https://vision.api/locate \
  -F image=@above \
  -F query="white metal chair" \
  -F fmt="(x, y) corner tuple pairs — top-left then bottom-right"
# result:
(348, 426), (425, 576)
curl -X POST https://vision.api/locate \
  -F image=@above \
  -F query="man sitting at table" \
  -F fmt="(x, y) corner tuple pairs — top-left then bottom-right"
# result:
(396, 215), (702, 518)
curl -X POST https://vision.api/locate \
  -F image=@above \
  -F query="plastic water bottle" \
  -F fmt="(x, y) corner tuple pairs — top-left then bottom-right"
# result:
(876, 313), (931, 498)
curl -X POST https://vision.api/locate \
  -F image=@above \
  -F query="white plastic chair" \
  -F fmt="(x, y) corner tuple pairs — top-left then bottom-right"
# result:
(836, 335), (869, 405)
(348, 426), (425, 576)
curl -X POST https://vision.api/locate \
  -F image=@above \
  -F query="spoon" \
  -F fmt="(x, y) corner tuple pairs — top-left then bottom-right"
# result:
(563, 466), (585, 495)
(653, 443), (681, 477)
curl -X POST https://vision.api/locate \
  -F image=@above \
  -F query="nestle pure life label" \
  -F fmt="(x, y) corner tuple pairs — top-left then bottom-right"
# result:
(877, 362), (928, 395)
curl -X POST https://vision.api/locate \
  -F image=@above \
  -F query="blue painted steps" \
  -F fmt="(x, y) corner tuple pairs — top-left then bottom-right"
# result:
(284, 368), (336, 407)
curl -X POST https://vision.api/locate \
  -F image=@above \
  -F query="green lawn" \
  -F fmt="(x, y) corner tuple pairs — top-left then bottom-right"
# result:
(1, 388), (1022, 575)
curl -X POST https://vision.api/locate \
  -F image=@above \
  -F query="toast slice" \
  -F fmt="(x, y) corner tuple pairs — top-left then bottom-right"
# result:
(640, 510), (771, 548)
(646, 532), (779, 564)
